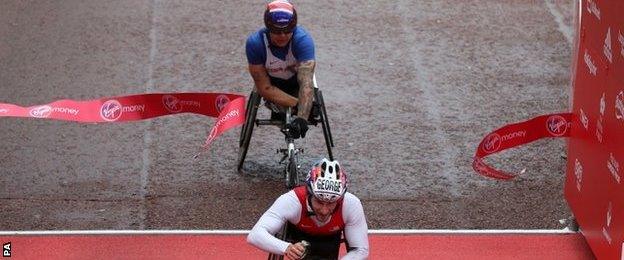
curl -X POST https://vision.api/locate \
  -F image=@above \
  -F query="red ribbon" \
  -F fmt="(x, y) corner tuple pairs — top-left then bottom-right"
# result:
(473, 113), (573, 180)
(0, 92), (246, 152)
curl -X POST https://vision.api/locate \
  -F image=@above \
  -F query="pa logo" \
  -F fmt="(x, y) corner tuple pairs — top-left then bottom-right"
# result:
(3, 242), (10, 257)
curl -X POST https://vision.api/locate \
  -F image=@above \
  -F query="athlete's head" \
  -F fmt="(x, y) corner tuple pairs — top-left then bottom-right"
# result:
(306, 158), (347, 203)
(264, 0), (297, 33)
(264, 0), (297, 47)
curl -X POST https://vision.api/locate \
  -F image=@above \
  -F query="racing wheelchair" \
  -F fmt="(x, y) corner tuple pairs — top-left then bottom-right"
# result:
(268, 223), (351, 260)
(237, 79), (334, 189)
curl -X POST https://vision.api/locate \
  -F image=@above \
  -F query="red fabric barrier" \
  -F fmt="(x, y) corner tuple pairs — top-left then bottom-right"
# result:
(0, 92), (246, 152)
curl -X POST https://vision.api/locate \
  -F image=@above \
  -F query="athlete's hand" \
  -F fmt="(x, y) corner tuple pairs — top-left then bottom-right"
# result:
(285, 242), (306, 259)
(288, 117), (309, 139)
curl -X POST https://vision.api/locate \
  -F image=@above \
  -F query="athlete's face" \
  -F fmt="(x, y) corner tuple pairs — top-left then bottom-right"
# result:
(310, 197), (338, 222)
(269, 31), (293, 47)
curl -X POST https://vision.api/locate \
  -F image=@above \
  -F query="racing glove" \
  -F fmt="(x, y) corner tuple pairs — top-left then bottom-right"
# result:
(289, 116), (309, 139)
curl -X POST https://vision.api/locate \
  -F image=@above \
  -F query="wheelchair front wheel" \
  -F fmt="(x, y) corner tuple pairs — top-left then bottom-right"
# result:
(285, 156), (299, 189)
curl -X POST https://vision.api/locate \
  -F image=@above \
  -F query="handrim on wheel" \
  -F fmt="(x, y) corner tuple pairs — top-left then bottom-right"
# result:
(267, 224), (289, 260)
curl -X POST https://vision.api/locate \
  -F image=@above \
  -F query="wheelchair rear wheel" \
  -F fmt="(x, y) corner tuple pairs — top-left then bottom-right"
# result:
(315, 89), (335, 161)
(267, 224), (289, 260)
(238, 91), (260, 172)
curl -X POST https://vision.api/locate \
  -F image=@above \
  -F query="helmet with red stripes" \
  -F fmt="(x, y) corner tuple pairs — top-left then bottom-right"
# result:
(306, 158), (347, 203)
(264, 0), (297, 33)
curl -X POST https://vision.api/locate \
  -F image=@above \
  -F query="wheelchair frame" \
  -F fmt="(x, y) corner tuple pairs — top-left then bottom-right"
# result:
(237, 81), (335, 189)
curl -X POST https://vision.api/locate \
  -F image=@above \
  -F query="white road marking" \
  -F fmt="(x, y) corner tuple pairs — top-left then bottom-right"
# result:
(138, 0), (160, 229)
(395, 0), (462, 199)
(544, 0), (574, 46)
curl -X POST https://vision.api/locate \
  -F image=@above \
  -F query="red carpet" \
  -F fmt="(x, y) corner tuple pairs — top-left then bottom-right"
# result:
(0, 232), (595, 259)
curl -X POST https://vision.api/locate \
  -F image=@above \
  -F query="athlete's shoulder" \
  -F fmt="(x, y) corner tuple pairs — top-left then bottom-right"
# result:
(292, 26), (314, 44)
(279, 189), (300, 203)
(246, 28), (267, 48)
(246, 28), (268, 65)
(272, 190), (302, 219)
(271, 190), (301, 211)
(341, 192), (366, 223)
(343, 192), (362, 204)
(291, 26), (315, 61)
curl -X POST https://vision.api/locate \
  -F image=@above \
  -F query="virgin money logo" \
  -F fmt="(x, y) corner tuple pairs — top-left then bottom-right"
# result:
(615, 91), (624, 120)
(482, 133), (501, 154)
(596, 116), (604, 143)
(580, 109), (589, 130)
(215, 95), (230, 113)
(546, 115), (568, 136)
(587, 0), (601, 20)
(574, 158), (583, 191)
(29, 105), (52, 118)
(602, 202), (613, 245)
(584, 49), (597, 76)
(607, 153), (620, 184)
(162, 95), (182, 113)
(604, 28), (612, 63)
(100, 100), (123, 122)
(600, 92), (606, 115)
(607, 202), (612, 227)
(619, 30), (624, 59)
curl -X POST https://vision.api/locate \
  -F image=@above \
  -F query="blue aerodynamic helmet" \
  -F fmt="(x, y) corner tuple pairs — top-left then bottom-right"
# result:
(264, 0), (297, 33)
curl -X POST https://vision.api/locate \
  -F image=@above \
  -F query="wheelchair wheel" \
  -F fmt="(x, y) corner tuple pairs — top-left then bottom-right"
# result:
(286, 156), (299, 189)
(267, 225), (289, 260)
(315, 89), (335, 161)
(239, 91), (256, 147)
(238, 91), (260, 172)
(267, 251), (283, 260)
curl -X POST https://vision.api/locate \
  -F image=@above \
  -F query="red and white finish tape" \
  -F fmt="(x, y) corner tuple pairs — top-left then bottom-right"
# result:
(0, 92), (246, 150)
(473, 113), (573, 180)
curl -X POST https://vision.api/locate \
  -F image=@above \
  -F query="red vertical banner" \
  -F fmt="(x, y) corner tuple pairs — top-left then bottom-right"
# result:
(474, 1), (624, 258)
(565, 0), (624, 259)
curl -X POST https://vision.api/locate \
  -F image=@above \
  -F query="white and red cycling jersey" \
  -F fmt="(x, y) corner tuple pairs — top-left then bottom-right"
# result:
(292, 186), (345, 236)
(247, 186), (369, 259)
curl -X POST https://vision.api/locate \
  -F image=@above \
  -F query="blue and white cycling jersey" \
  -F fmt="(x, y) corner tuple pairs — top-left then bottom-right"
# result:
(245, 26), (315, 81)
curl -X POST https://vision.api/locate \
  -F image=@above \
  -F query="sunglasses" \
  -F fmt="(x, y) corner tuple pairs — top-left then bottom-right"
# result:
(269, 29), (293, 35)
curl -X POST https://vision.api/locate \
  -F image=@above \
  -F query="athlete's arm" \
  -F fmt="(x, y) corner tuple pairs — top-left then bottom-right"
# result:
(249, 64), (298, 107)
(341, 193), (369, 259)
(296, 60), (315, 119)
(247, 191), (302, 255)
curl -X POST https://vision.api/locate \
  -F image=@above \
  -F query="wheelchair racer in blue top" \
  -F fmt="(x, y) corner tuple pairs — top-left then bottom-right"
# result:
(245, 0), (315, 139)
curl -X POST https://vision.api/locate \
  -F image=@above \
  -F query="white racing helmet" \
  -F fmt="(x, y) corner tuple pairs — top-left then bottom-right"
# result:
(306, 158), (347, 203)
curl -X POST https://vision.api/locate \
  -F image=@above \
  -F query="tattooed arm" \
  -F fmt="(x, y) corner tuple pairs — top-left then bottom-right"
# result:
(296, 60), (315, 119)
(249, 64), (298, 107)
